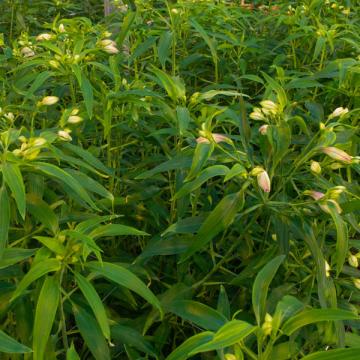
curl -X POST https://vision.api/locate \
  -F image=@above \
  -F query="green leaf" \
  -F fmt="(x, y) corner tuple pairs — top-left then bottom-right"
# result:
(180, 190), (246, 261)
(111, 324), (156, 356)
(33, 276), (60, 360)
(136, 155), (192, 180)
(0, 186), (10, 258)
(175, 165), (229, 199)
(301, 347), (360, 360)
(165, 332), (214, 360)
(81, 74), (94, 118)
(0, 248), (36, 269)
(327, 201), (348, 276)
(190, 320), (256, 354)
(158, 31), (173, 68)
(0, 329), (32, 354)
(281, 308), (359, 336)
(11, 259), (61, 301)
(252, 255), (286, 325)
(75, 272), (110, 341)
(66, 343), (81, 360)
(86, 262), (162, 317)
(32, 162), (99, 210)
(2, 162), (26, 219)
(89, 224), (148, 239)
(33, 236), (66, 256)
(73, 305), (111, 360)
(27, 194), (58, 234)
(186, 143), (213, 181)
(166, 300), (227, 331)
(176, 106), (191, 135)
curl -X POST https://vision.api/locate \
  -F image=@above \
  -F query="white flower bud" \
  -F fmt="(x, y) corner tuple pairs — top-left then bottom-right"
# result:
(36, 33), (53, 41)
(58, 129), (72, 141)
(67, 115), (83, 124)
(40, 96), (59, 106)
(322, 147), (352, 163)
(310, 161), (321, 174)
(349, 254), (358, 268)
(329, 107), (349, 119)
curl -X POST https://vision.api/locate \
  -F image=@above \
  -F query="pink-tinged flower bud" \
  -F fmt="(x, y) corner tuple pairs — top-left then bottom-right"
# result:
(306, 191), (325, 201)
(103, 44), (119, 54)
(40, 96), (59, 106)
(196, 133), (229, 144)
(36, 33), (53, 41)
(257, 170), (271, 193)
(322, 147), (352, 163)
(259, 124), (269, 135)
(310, 161), (321, 174)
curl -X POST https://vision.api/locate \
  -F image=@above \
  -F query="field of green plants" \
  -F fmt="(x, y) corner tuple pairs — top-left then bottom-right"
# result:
(0, 0), (359, 359)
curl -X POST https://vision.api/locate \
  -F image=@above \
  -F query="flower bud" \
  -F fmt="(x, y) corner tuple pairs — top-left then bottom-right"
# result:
(329, 107), (349, 119)
(250, 107), (265, 120)
(36, 33), (53, 41)
(260, 100), (278, 115)
(224, 355), (237, 360)
(49, 60), (60, 68)
(67, 115), (83, 124)
(262, 313), (273, 336)
(349, 254), (358, 268)
(310, 161), (321, 174)
(71, 108), (79, 116)
(353, 278), (360, 290)
(259, 124), (269, 135)
(39, 96), (59, 106)
(253, 168), (271, 193)
(325, 261), (331, 277)
(103, 44), (119, 54)
(328, 186), (345, 199)
(58, 23), (66, 33)
(196, 133), (229, 144)
(33, 137), (47, 147)
(322, 147), (352, 163)
(58, 129), (72, 141)
(21, 47), (35, 57)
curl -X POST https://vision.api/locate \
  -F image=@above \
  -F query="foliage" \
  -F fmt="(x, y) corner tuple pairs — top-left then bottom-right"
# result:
(0, 0), (359, 359)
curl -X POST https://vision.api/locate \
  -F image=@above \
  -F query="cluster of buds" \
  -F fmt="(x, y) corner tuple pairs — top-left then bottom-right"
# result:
(67, 108), (83, 124)
(99, 39), (119, 54)
(36, 33), (54, 41)
(328, 107), (349, 119)
(251, 167), (271, 193)
(305, 190), (342, 214)
(13, 136), (47, 160)
(262, 313), (273, 336)
(321, 146), (352, 164)
(250, 100), (279, 121)
(38, 96), (59, 107)
(58, 128), (72, 141)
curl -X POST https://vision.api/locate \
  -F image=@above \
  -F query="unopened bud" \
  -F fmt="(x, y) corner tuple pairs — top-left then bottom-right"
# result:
(322, 147), (352, 164)
(310, 161), (321, 174)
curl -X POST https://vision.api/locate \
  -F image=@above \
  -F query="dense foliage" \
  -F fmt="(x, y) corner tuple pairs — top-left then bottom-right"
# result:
(0, 0), (359, 359)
